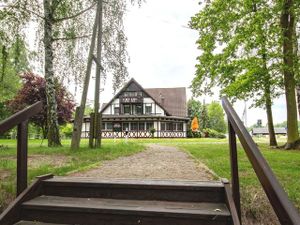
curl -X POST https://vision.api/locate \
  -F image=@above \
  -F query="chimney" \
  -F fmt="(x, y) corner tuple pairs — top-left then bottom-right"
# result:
(159, 93), (165, 105)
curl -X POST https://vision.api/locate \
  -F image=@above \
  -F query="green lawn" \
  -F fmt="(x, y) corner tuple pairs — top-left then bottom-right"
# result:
(173, 138), (300, 223)
(0, 137), (299, 223)
(0, 139), (144, 212)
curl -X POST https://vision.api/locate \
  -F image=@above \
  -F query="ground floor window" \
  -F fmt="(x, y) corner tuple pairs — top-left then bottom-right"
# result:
(106, 122), (113, 131)
(139, 122), (145, 130)
(161, 122), (184, 131)
(123, 122), (129, 131)
(131, 122), (138, 131)
(146, 122), (154, 130)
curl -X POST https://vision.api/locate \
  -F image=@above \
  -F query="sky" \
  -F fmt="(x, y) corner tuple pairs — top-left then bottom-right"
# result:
(90, 0), (288, 127)
(24, 0), (288, 127)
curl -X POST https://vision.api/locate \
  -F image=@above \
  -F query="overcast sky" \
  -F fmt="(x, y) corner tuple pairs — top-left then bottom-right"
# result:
(77, 0), (289, 127)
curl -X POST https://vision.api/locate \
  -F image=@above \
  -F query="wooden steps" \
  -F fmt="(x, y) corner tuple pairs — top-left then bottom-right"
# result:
(42, 177), (225, 203)
(15, 222), (68, 225)
(1, 176), (236, 225)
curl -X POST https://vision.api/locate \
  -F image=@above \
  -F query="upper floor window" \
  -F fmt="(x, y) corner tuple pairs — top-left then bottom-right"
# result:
(114, 107), (120, 115)
(123, 92), (143, 97)
(145, 104), (152, 114)
(124, 104), (131, 114)
(135, 104), (143, 114)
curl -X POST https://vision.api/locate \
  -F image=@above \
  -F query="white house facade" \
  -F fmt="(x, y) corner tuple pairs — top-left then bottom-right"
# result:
(81, 78), (189, 138)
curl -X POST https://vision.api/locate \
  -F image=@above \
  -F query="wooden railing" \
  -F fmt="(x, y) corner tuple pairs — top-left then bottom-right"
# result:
(0, 102), (43, 196)
(222, 97), (300, 225)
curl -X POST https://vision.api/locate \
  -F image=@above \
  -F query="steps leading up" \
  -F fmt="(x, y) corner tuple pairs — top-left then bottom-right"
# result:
(2, 176), (235, 225)
(42, 177), (225, 203)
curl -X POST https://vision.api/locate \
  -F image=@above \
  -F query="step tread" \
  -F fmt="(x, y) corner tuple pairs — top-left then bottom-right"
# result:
(15, 221), (68, 225)
(22, 195), (230, 218)
(44, 177), (224, 190)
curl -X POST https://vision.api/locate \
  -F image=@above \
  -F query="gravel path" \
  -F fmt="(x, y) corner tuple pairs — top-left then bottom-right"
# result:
(70, 144), (214, 181)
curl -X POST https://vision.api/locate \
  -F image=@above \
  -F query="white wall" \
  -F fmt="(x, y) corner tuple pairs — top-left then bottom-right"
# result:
(102, 99), (119, 115)
(102, 97), (166, 115)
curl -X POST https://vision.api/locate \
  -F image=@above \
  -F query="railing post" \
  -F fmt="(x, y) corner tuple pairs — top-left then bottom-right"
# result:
(17, 120), (28, 196)
(228, 121), (242, 222)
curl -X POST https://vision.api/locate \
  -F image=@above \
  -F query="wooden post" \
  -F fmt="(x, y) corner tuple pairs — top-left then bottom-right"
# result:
(228, 121), (242, 221)
(89, 113), (95, 148)
(17, 120), (28, 196)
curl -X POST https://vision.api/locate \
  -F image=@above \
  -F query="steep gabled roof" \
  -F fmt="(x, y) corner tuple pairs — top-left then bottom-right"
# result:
(100, 78), (172, 116)
(145, 87), (187, 117)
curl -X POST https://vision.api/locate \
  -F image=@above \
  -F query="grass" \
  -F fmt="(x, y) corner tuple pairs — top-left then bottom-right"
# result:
(0, 136), (299, 224)
(0, 138), (145, 212)
(173, 138), (300, 224)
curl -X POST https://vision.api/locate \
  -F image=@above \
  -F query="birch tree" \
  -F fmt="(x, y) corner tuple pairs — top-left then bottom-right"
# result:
(0, 0), (134, 147)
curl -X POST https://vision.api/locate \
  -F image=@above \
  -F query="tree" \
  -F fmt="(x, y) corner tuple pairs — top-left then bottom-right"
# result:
(71, 0), (142, 150)
(7, 72), (75, 138)
(207, 101), (226, 133)
(0, 37), (30, 121)
(187, 99), (202, 120)
(190, 0), (282, 146)
(280, 0), (300, 148)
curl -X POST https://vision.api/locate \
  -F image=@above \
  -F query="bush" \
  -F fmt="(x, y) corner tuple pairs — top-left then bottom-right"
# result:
(187, 129), (202, 138)
(61, 123), (73, 138)
(203, 128), (226, 139)
(150, 127), (156, 138)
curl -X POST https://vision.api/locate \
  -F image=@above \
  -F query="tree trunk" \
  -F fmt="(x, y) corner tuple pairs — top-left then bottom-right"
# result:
(43, 0), (61, 147)
(265, 94), (277, 146)
(71, 1), (101, 150)
(261, 33), (277, 147)
(92, 0), (103, 148)
(281, 0), (299, 148)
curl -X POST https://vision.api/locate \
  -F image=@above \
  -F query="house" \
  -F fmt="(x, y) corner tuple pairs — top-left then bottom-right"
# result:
(251, 127), (287, 136)
(81, 78), (189, 138)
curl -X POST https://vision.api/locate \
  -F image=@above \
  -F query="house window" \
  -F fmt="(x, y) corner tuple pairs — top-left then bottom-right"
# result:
(161, 122), (166, 131)
(131, 122), (138, 131)
(123, 122), (129, 131)
(136, 104), (143, 114)
(166, 122), (172, 131)
(145, 104), (152, 114)
(139, 122), (145, 130)
(102, 123), (106, 130)
(106, 122), (113, 131)
(124, 105), (131, 114)
(146, 122), (154, 130)
(177, 123), (183, 131)
(114, 107), (120, 115)
(173, 123), (177, 131)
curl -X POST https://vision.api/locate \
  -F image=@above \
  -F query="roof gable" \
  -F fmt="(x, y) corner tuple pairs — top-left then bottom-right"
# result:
(100, 78), (171, 115)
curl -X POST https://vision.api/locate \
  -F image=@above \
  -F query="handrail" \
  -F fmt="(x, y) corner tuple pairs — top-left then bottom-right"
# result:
(222, 97), (300, 225)
(0, 101), (43, 196)
(0, 101), (43, 134)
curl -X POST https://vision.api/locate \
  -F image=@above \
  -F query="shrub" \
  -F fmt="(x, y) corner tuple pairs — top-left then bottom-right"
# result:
(203, 128), (226, 139)
(150, 127), (156, 138)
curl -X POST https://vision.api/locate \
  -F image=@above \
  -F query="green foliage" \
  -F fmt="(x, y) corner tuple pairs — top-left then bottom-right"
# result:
(61, 123), (73, 138)
(187, 98), (202, 119)
(190, 0), (282, 106)
(207, 101), (226, 133)
(202, 128), (226, 139)
(187, 99), (226, 134)
(0, 139), (145, 210)
(179, 140), (300, 222)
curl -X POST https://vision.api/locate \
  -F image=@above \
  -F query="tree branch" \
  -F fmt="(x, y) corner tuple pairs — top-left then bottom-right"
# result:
(52, 34), (92, 42)
(0, 3), (45, 20)
(53, 3), (96, 23)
